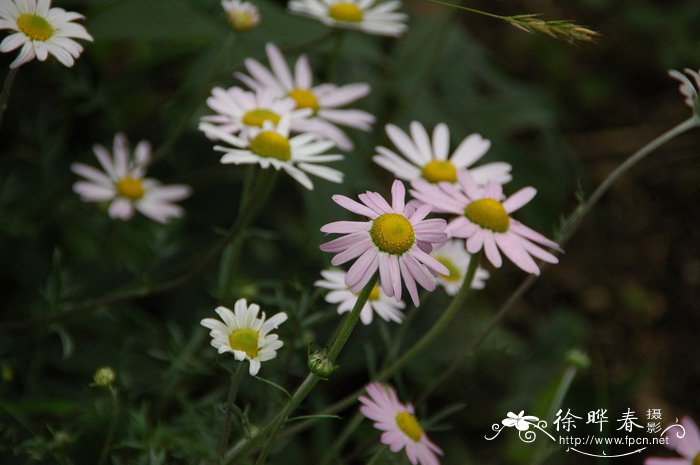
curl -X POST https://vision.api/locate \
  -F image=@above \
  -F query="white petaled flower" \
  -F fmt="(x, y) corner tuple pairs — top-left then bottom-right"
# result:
(669, 68), (700, 110)
(235, 43), (374, 151)
(430, 239), (489, 295)
(201, 86), (310, 140)
(315, 268), (405, 325)
(199, 116), (344, 190)
(374, 122), (512, 185)
(71, 133), (192, 224)
(0, 0), (92, 68)
(502, 411), (539, 432)
(288, 0), (407, 37)
(221, 0), (260, 32)
(200, 299), (288, 376)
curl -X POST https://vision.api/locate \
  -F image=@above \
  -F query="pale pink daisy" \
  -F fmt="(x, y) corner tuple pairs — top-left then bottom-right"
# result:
(373, 121), (511, 185)
(200, 86), (310, 140)
(235, 43), (374, 151)
(288, 0), (408, 37)
(410, 171), (561, 275)
(315, 268), (405, 324)
(359, 382), (442, 465)
(319, 180), (448, 306)
(645, 416), (700, 465)
(669, 68), (700, 109)
(0, 0), (92, 68)
(71, 133), (191, 223)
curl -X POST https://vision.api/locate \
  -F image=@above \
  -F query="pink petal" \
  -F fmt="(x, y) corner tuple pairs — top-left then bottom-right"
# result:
(399, 257), (420, 306)
(495, 233), (540, 274)
(391, 180), (406, 212)
(332, 194), (379, 218)
(503, 187), (536, 213)
(321, 220), (370, 234)
(346, 248), (379, 289)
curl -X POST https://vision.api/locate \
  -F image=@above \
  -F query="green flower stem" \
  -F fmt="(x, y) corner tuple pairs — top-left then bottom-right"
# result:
(0, 67), (18, 127)
(218, 363), (247, 464)
(249, 275), (379, 465)
(97, 387), (119, 465)
(365, 445), (388, 465)
(416, 115), (699, 401)
(325, 30), (346, 82)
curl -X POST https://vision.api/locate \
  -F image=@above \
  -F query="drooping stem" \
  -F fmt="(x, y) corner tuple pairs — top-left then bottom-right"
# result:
(97, 387), (119, 465)
(248, 275), (378, 465)
(0, 67), (19, 127)
(218, 363), (246, 464)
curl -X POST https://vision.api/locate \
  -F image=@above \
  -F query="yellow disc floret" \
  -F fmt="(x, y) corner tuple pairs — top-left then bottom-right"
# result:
(242, 109), (281, 127)
(421, 160), (457, 183)
(693, 453), (700, 465)
(395, 412), (424, 442)
(464, 198), (510, 233)
(115, 176), (145, 201)
(368, 285), (380, 301)
(17, 14), (54, 41)
(228, 328), (259, 358)
(436, 257), (461, 283)
(328, 2), (364, 22)
(288, 88), (320, 113)
(370, 213), (415, 255)
(249, 131), (292, 161)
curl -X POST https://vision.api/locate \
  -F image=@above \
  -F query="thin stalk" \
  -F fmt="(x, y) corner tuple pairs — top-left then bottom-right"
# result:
(325, 30), (346, 82)
(320, 412), (364, 465)
(0, 67), (18, 126)
(97, 387), (119, 465)
(250, 275), (379, 465)
(365, 445), (388, 465)
(218, 363), (246, 463)
(419, 116), (699, 400)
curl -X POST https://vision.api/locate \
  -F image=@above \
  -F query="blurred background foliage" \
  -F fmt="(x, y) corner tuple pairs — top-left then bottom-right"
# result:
(1, 0), (699, 464)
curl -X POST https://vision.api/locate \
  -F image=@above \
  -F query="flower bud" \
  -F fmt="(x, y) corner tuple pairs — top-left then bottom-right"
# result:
(307, 349), (338, 378)
(92, 366), (116, 387)
(221, 0), (260, 32)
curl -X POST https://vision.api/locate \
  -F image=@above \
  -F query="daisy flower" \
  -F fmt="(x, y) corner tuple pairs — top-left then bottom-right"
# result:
(315, 268), (405, 325)
(410, 171), (561, 275)
(200, 299), (288, 376)
(669, 68), (700, 110)
(319, 180), (448, 306)
(0, 0), (92, 68)
(373, 121), (512, 185)
(288, 0), (407, 37)
(199, 115), (343, 190)
(235, 43), (374, 151)
(201, 86), (309, 140)
(221, 0), (260, 32)
(645, 416), (700, 465)
(430, 239), (489, 295)
(359, 382), (442, 465)
(71, 133), (191, 224)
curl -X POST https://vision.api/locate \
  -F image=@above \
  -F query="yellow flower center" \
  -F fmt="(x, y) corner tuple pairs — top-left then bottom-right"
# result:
(368, 285), (380, 301)
(328, 2), (364, 22)
(17, 14), (54, 41)
(228, 328), (259, 358)
(288, 88), (320, 113)
(395, 412), (424, 442)
(227, 11), (257, 31)
(115, 176), (145, 201)
(436, 257), (461, 283)
(241, 109), (281, 127)
(464, 198), (510, 233)
(370, 213), (415, 255)
(694, 453), (700, 465)
(421, 160), (457, 183)
(249, 131), (292, 161)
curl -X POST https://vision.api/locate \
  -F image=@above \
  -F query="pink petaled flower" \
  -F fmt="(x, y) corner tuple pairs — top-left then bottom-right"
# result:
(646, 416), (700, 465)
(320, 180), (448, 307)
(359, 382), (442, 465)
(410, 171), (561, 275)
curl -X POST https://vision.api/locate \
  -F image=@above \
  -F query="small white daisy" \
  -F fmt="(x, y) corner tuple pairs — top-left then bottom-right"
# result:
(430, 239), (489, 295)
(221, 0), (260, 32)
(315, 268), (405, 325)
(0, 0), (92, 68)
(201, 86), (310, 141)
(199, 116), (344, 190)
(235, 43), (374, 151)
(71, 133), (192, 224)
(374, 121), (512, 185)
(200, 299), (288, 376)
(288, 0), (407, 37)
